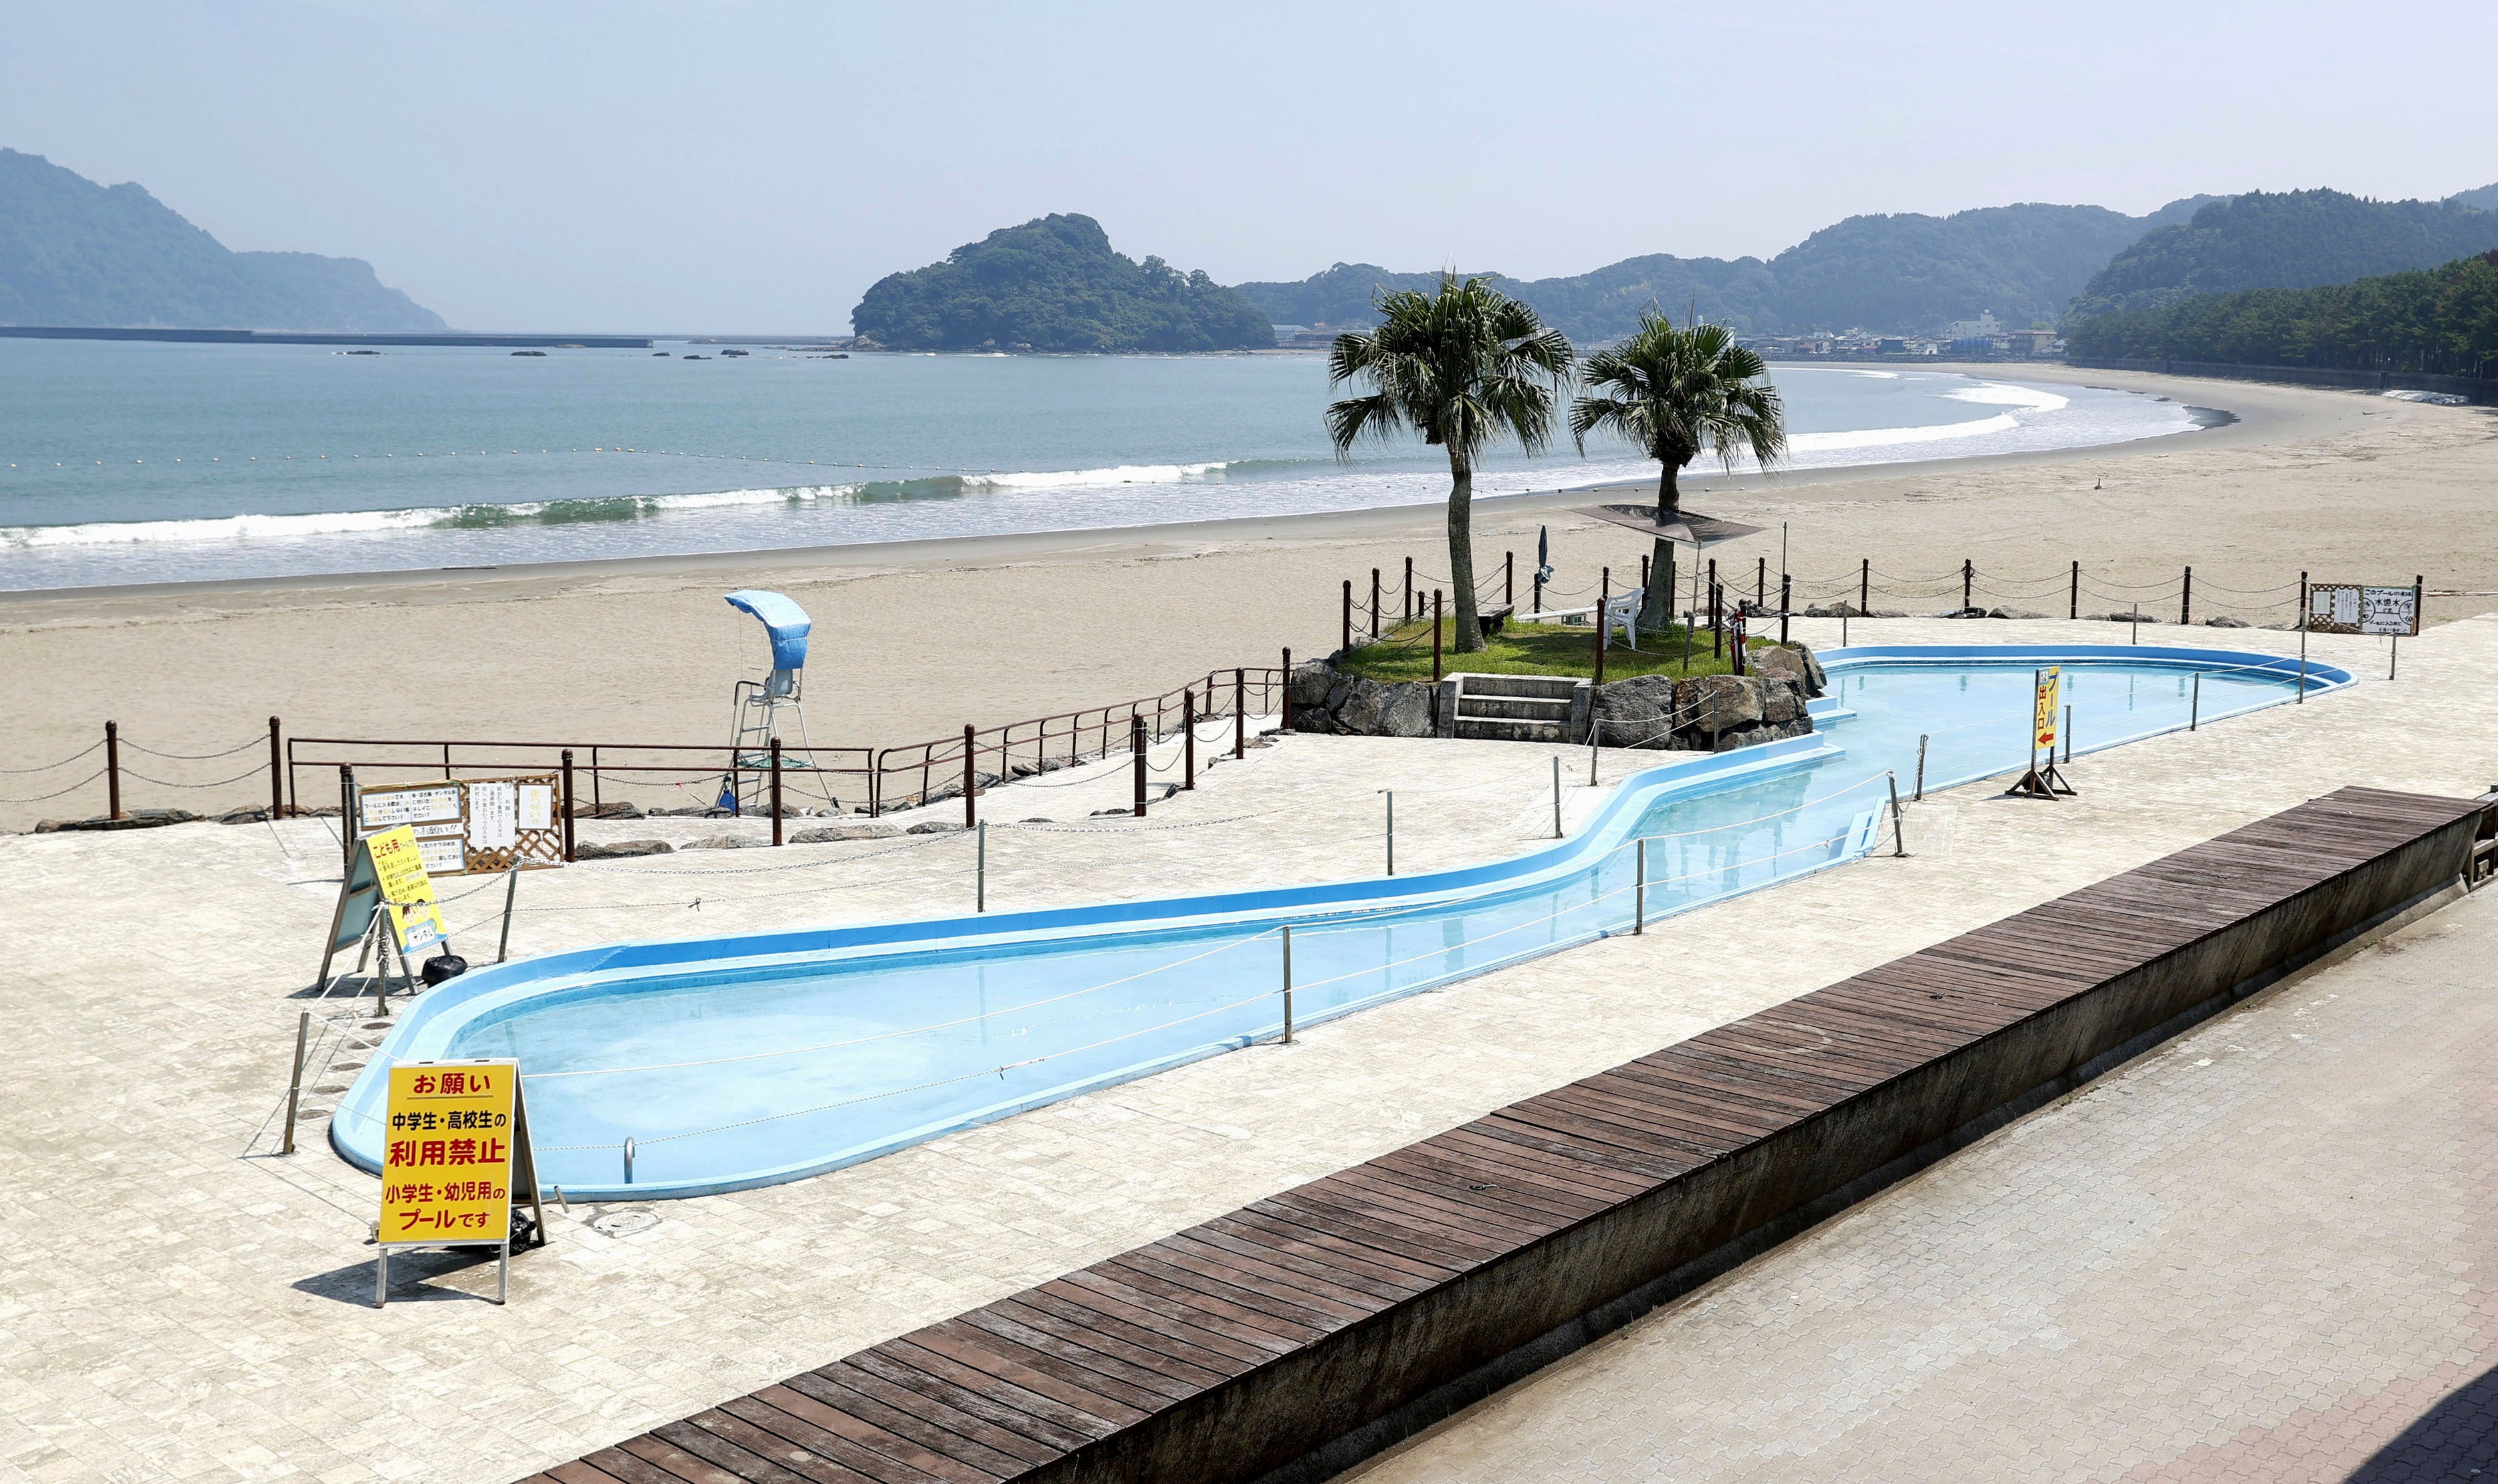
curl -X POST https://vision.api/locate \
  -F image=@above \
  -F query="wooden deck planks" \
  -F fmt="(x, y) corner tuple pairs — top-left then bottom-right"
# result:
(524, 785), (2484, 1484)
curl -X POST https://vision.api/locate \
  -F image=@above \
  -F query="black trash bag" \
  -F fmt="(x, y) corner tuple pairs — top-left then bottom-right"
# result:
(421, 952), (469, 986)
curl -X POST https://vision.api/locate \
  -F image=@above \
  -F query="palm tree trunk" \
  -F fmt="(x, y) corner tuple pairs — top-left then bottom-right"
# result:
(1447, 451), (1482, 654)
(1637, 461), (1682, 632)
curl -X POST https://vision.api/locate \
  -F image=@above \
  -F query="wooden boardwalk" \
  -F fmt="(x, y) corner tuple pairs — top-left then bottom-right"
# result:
(519, 785), (2487, 1484)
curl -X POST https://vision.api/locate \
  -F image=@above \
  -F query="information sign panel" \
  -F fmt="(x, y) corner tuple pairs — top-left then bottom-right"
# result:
(380, 1060), (517, 1245)
(2033, 666), (2061, 750)
(367, 824), (447, 955)
(2307, 583), (2420, 636)
(354, 775), (564, 875)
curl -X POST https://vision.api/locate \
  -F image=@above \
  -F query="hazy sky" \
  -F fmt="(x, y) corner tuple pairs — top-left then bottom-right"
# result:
(7, 1), (2494, 332)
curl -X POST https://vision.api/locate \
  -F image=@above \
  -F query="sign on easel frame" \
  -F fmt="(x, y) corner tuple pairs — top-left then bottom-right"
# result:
(375, 1057), (545, 1307)
(354, 775), (564, 877)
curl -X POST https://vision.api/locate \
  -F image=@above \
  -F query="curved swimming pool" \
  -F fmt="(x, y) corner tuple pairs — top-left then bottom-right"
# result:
(333, 644), (2350, 1198)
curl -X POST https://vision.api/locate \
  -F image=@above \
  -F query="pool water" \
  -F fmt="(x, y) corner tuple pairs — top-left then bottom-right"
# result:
(335, 647), (2344, 1197)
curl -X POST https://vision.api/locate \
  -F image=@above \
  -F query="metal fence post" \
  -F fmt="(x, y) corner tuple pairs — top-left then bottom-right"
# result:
(1914, 733), (1928, 801)
(1380, 789), (1394, 876)
(1552, 755), (1563, 838)
(1341, 580), (1352, 654)
(1371, 568), (1381, 637)
(1432, 591), (1444, 683)
(1962, 558), (1973, 612)
(1505, 550), (1514, 607)
(2181, 565), (2192, 626)
(953, 723), (972, 829)
(1131, 714), (1147, 817)
(2190, 673), (2200, 731)
(560, 749), (576, 862)
(1888, 772), (1909, 858)
(1755, 556), (1766, 610)
(267, 716), (283, 818)
(1859, 558), (1869, 616)
(497, 862), (518, 963)
(1403, 556), (1414, 623)
(1183, 689), (1196, 790)
(1280, 648), (1292, 734)
(338, 764), (356, 869)
(978, 820), (988, 912)
(1281, 924), (1294, 1044)
(104, 720), (122, 820)
(1781, 574), (1792, 644)
(1234, 668), (1246, 758)
(281, 1010), (310, 1155)
(769, 736), (784, 844)
(1634, 838), (1646, 935)
(2070, 560), (2079, 620)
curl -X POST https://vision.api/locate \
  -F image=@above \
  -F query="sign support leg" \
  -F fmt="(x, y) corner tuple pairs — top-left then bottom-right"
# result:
(374, 1247), (388, 1309)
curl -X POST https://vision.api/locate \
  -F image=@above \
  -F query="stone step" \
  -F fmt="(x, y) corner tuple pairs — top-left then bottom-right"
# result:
(1458, 695), (1575, 721)
(1453, 716), (1572, 743)
(1458, 672), (1582, 701)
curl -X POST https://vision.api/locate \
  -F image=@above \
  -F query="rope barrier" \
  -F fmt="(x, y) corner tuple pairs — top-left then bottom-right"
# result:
(118, 761), (269, 790)
(0, 739), (104, 773)
(120, 734), (265, 761)
(0, 767), (108, 803)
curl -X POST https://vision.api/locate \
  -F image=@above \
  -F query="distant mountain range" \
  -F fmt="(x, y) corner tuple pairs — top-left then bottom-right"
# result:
(2067, 189), (2498, 321)
(1237, 187), (2498, 342)
(0, 148), (444, 332)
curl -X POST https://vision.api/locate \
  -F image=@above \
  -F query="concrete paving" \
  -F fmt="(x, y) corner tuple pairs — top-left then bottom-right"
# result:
(1, 616), (2491, 1484)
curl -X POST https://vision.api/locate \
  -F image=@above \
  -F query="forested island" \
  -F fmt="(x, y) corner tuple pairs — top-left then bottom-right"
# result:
(849, 215), (1272, 352)
(0, 148), (445, 332)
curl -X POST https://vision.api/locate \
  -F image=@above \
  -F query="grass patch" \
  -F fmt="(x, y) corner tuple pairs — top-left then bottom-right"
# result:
(1336, 616), (1773, 683)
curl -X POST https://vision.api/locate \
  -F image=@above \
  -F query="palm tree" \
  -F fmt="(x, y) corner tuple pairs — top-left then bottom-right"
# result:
(1327, 275), (1574, 653)
(1570, 312), (1786, 633)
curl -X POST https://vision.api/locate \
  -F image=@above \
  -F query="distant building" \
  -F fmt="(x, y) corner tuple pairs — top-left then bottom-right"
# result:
(2005, 328), (2059, 357)
(1945, 310), (2005, 340)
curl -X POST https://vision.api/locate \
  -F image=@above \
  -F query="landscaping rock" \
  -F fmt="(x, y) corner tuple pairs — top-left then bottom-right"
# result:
(1380, 683), (1436, 739)
(2204, 615), (2251, 628)
(1750, 642), (1827, 698)
(571, 801), (645, 820)
(1333, 677), (1393, 735)
(685, 834), (766, 849)
(1287, 660), (1337, 709)
(1987, 607), (2046, 620)
(1591, 674), (1676, 748)
(216, 803), (276, 824)
(789, 821), (902, 843)
(34, 808), (201, 833)
(1679, 673), (1765, 735)
(574, 838), (674, 860)
(905, 821), (963, 834)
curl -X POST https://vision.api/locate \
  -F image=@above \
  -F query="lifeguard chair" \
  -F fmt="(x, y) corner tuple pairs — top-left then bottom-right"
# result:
(718, 590), (838, 814)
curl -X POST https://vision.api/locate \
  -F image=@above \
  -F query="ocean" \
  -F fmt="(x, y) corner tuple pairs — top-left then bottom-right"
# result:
(0, 339), (2206, 590)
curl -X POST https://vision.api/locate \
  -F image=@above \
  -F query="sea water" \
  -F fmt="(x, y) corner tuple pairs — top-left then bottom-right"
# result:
(0, 340), (2206, 590)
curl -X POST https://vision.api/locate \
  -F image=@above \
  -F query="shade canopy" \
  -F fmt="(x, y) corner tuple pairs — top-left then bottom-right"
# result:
(723, 590), (812, 672)
(1573, 503), (1764, 549)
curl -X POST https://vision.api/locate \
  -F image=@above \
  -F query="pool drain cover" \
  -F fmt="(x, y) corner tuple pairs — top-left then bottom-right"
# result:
(589, 1207), (661, 1239)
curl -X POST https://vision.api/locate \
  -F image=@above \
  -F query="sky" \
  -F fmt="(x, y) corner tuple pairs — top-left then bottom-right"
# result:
(7, 0), (2495, 333)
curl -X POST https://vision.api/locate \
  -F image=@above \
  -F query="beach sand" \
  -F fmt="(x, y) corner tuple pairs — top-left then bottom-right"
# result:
(1, 365), (2491, 830)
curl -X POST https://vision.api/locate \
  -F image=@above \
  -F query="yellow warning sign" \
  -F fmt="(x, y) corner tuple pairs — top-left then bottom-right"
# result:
(366, 824), (447, 955)
(2033, 666), (2061, 750)
(380, 1060), (517, 1245)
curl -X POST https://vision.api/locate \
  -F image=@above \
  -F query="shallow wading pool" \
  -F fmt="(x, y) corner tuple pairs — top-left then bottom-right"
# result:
(334, 645), (2352, 1199)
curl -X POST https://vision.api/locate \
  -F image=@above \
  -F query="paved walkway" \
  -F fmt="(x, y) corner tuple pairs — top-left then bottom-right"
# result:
(1, 617), (2491, 1484)
(1345, 880), (2498, 1484)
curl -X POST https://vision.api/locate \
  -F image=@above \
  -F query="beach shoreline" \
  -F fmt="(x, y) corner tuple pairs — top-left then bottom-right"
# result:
(1, 366), (2490, 830)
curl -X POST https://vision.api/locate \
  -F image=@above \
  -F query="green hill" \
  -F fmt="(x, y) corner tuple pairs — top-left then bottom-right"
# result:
(2065, 189), (2498, 323)
(2448, 182), (2498, 212)
(0, 148), (445, 332)
(1236, 198), (2220, 341)
(2065, 251), (2498, 376)
(850, 215), (1272, 352)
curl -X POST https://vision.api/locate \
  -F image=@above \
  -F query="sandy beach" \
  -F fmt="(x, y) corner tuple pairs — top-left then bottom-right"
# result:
(3, 364), (2492, 830)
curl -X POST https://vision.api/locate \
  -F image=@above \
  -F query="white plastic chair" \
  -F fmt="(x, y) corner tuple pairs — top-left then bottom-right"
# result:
(1603, 588), (1644, 650)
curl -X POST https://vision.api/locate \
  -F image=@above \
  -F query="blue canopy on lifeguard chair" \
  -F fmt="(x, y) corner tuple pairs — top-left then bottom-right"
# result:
(724, 590), (812, 696)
